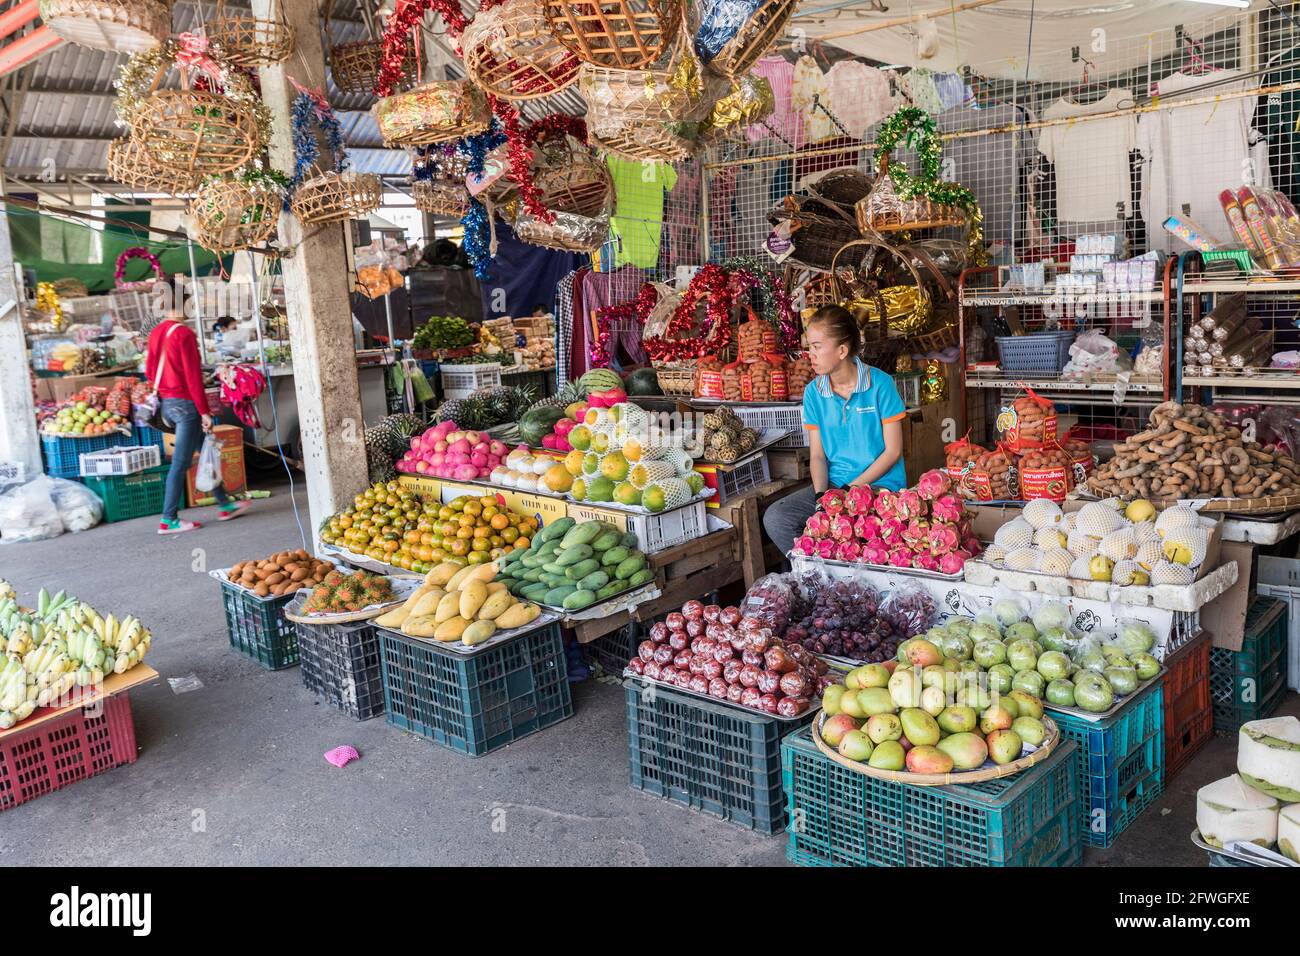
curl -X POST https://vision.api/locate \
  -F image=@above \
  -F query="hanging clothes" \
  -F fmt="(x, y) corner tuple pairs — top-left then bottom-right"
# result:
(582, 266), (649, 372)
(747, 55), (798, 144)
(478, 219), (587, 319)
(607, 156), (677, 269)
(933, 72), (972, 111)
(554, 269), (581, 384)
(1037, 89), (1137, 224)
(791, 55), (832, 145)
(568, 268), (591, 379)
(826, 62), (901, 139)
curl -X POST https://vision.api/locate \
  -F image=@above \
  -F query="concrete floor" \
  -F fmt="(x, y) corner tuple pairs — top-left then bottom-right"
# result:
(1, 477), (1295, 866)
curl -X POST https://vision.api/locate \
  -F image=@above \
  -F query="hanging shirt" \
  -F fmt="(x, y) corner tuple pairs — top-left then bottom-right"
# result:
(791, 55), (832, 145)
(802, 357), (907, 491)
(582, 266), (648, 371)
(607, 157), (677, 269)
(1037, 89), (1137, 223)
(933, 73), (972, 111)
(747, 56), (798, 144)
(1138, 70), (1270, 252)
(826, 62), (900, 139)
(938, 102), (1035, 248)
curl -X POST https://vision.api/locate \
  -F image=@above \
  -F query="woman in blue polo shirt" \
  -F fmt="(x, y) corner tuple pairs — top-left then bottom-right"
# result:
(763, 305), (907, 555)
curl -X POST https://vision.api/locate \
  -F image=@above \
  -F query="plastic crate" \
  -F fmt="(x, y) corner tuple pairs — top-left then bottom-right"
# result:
(1210, 596), (1289, 734)
(133, 424), (168, 458)
(1052, 681), (1164, 848)
(1162, 631), (1212, 781)
(380, 621), (571, 756)
(582, 622), (637, 675)
(0, 694), (138, 812)
(566, 499), (708, 555)
(296, 620), (386, 720)
(219, 578), (299, 669)
(995, 331), (1077, 373)
(782, 727), (1081, 867)
(40, 431), (134, 479)
(81, 463), (169, 523)
(715, 453), (772, 505)
(1256, 556), (1300, 691)
(440, 363), (501, 400)
(730, 404), (808, 448)
(78, 444), (161, 478)
(625, 680), (810, 833)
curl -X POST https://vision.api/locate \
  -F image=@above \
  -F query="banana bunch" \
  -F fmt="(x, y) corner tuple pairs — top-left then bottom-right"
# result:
(0, 601), (36, 659)
(92, 611), (152, 675)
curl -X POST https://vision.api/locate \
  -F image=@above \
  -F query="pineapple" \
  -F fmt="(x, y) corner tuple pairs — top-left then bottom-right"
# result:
(629, 460), (676, 489)
(641, 477), (692, 513)
(528, 380), (585, 413)
(435, 398), (469, 427)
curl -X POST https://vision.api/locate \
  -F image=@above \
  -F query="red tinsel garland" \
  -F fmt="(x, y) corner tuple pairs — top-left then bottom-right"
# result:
(524, 114), (588, 146)
(643, 265), (756, 362)
(590, 283), (659, 368)
(373, 0), (470, 98)
(492, 96), (553, 224)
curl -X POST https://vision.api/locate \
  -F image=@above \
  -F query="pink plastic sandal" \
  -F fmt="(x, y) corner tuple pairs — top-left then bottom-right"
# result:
(158, 519), (201, 535)
(217, 501), (251, 521)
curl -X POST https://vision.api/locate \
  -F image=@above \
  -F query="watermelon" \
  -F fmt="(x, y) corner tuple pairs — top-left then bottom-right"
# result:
(579, 368), (622, 393)
(519, 406), (566, 446)
(624, 367), (661, 396)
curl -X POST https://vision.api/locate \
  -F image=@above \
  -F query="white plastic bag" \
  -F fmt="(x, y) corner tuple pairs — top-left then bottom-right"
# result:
(195, 435), (222, 493)
(0, 476), (64, 543)
(47, 477), (103, 532)
(1061, 329), (1133, 379)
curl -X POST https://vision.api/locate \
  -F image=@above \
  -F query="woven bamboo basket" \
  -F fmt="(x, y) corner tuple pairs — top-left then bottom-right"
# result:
(38, 0), (169, 54)
(52, 278), (88, 298)
(189, 179), (281, 254)
(831, 238), (934, 341)
(543, 0), (680, 70)
(532, 134), (613, 218)
(705, 0), (796, 79)
(461, 0), (581, 102)
(590, 122), (695, 162)
(373, 81), (492, 147)
(106, 137), (201, 196)
(655, 363), (696, 396)
(330, 40), (387, 95)
(206, 0), (295, 67)
(514, 209), (611, 253)
(411, 149), (471, 217)
(292, 171), (383, 225)
(857, 155), (966, 234)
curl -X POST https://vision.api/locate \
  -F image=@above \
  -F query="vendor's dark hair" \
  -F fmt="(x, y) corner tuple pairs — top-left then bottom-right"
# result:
(214, 316), (237, 330)
(806, 305), (861, 358)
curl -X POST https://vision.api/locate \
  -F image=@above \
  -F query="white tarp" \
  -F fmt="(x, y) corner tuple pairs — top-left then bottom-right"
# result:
(797, 0), (1264, 81)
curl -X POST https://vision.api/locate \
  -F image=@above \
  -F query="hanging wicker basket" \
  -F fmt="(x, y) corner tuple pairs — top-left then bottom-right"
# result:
(461, 0), (581, 102)
(530, 133), (613, 218)
(373, 81), (492, 147)
(830, 238), (934, 341)
(329, 39), (387, 95)
(292, 171), (383, 225)
(106, 137), (201, 196)
(590, 122), (696, 162)
(206, 0), (295, 67)
(134, 90), (261, 178)
(189, 178), (282, 254)
(704, 0), (796, 79)
(411, 149), (471, 217)
(514, 209), (611, 253)
(542, 0), (681, 70)
(38, 0), (169, 54)
(857, 156), (966, 235)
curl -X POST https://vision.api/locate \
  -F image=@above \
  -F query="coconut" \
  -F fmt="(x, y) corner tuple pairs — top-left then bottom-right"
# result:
(1237, 716), (1300, 802)
(993, 518), (1034, 549)
(1196, 774), (1279, 848)
(1022, 498), (1063, 530)
(1280, 804), (1300, 863)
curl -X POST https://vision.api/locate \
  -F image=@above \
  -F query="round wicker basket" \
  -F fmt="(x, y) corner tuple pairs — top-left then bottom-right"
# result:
(831, 238), (935, 340)
(530, 133), (613, 218)
(134, 90), (261, 178)
(514, 209), (611, 253)
(189, 178), (281, 254)
(373, 81), (492, 147)
(542, 0), (680, 70)
(292, 171), (383, 225)
(411, 149), (471, 217)
(706, 0), (796, 78)
(857, 155), (967, 234)
(206, 0), (295, 67)
(330, 39), (387, 95)
(38, 0), (169, 54)
(461, 0), (581, 102)
(106, 137), (201, 196)
(590, 122), (695, 162)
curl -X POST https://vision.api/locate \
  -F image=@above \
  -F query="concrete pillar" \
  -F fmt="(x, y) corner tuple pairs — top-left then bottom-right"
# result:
(0, 197), (41, 476)
(252, 0), (369, 538)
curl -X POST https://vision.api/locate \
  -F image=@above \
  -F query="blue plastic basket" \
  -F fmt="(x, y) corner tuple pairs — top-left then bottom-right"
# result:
(1050, 681), (1165, 849)
(995, 331), (1077, 373)
(782, 727), (1081, 867)
(40, 431), (133, 479)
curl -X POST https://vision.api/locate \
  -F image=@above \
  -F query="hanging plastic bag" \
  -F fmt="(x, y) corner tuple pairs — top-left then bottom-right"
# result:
(47, 477), (103, 533)
(879, 581), (940, 638)
(195, 435), (223, 493)
(0, 476), (64, 543)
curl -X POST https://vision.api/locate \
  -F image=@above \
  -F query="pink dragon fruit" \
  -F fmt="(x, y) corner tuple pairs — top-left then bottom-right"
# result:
(815, 538), (837, 560)
(902, 518), (931, 551)
(829, 515), (855, 542)
(914, 551), (940, 572)
(846, 485), (876, 515)
(873, 489), (898, 520)
(895, 489), (923, 522)
(930, 493), (964, 524)
(929, 521), (961, 557)
(835, 540), (863, 562)
(938, 552), (967, 575)
(879, 517), (905, 543)
(862, 538), (890, 565)
(888, 548), (913, 568)
(793, 535), (817, 556)
(804, 512), (831, 539)
(818, 489), (847, 516)
(961, 534), (983, 557)
(853, 515), (881, 540)
(916, 468), (953, 501)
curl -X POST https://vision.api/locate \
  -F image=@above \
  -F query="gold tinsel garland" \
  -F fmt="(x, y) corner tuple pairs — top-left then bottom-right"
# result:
(35, 282), (63, 331)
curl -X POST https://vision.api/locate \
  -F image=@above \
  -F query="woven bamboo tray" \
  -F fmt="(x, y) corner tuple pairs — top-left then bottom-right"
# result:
(809, 709), (1061, 786)
(291, 171), (383, 225)
(543, 0), (680, 69)
(590, 122), (695, 162)
(206, 0), (295, 67)
(412, 178), (470, 217)
(189, 179), (281, 254)
(706, 0), (795, 78)
(373, 81), (492, 147)
(857, 155), (966, 234)
(462, 0), (581, 101)
(106, 138), (200, 196)
(654, 362), (696, 396)
(38, 0), (169, 54)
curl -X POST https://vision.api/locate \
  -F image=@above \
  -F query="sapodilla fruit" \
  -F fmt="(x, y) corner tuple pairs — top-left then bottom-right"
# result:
(1033, 525), (1068, 550)
(1150, 561), (1194, 586)
(1004, 547), (1041, 571)
(1098, 528), (1138, 562)
(1039, 549), (1073, 576)
(1022, 498), (1063, 530)
(1077, 502), (1125, 536)
(993, 518), (1034, 549)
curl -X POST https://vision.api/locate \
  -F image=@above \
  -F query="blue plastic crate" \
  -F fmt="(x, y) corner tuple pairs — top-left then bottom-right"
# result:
(133, 424), (168, 459)
(1210, 597), (1289, 734)
(781, 726), (1080, 867)
(380, 622), (571, 757)
(1050, 681), (1165, 848)
(995, 331), (1077, 373)
(625, 681), (812, 833)
(41, 431), (133, 479)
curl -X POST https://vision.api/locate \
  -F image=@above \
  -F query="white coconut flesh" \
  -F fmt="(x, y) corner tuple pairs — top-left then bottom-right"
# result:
(1279, 805), (1300, 863)
(1238, 716), (1300, 802)
(1195, 774), (1278, 848)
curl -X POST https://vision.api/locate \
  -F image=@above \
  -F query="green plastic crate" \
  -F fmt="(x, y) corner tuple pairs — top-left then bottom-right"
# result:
(782, 726), (1080, 867)
(583, 623), (637, 676)
(220, 578), (299, 670)
(82, 463), (169, 522)
(1210, 596), (1288, 734)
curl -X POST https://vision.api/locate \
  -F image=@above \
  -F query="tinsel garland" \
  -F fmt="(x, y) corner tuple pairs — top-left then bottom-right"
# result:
(492, 96), (553, 225)
(643, 264), (752, 362)
(524, 114), (588, 146)
(590, 283), (659, 367)
(114, 247), (164, 288)
(374, 0), (470, 98)
(35, 282), (63, 331)
(459, 123), (508, 279)
(718, 255), (798, 351)
(289, 88), (347, 190)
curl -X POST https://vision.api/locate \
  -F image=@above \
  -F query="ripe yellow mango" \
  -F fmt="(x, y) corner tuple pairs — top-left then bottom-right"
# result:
(434, 591), (462, 624)
(476, 590), (514, 621)
(462, 619), (496, 646)
(459, 579), (488, 620)
(409, 588), (446, 619)
(495, 602), (541, 630)
(401, 615), (440, 638)
(426, 562), (462, 587)
(434, 616), (471, 641)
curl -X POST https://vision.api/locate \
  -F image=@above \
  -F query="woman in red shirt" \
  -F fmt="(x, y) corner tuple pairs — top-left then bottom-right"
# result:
(145, 313), (250, 534)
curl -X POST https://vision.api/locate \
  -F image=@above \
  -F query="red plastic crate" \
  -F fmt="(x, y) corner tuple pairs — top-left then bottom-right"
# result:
(0, 695), (138, 812)
(1162, 631), (1212, 782)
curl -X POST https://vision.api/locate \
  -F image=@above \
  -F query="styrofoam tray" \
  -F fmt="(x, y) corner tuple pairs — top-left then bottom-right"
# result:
(1040, 668), (1164, 723)
(317, 543), (424, 579)
(962, 558), (1238, 612)
(790, 552), (964, 581)
(621, 671), (812, 722)
(1220, 508), (1300, 544)
(376, 609), (561, 656)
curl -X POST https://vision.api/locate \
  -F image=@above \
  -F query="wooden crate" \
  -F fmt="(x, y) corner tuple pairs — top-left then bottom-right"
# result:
(715, 477), (811, 588)
(768, 448), (810, 481)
